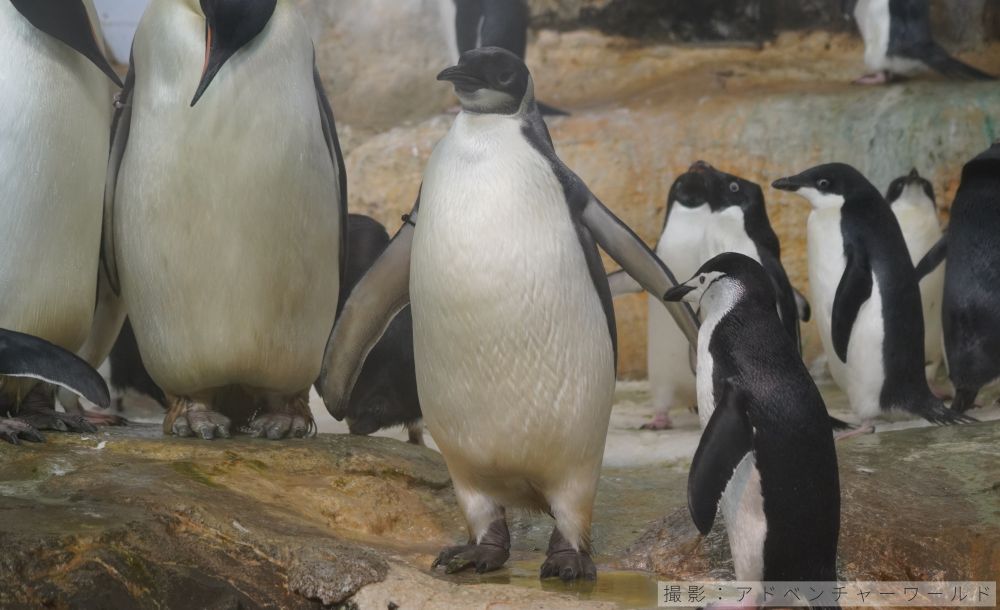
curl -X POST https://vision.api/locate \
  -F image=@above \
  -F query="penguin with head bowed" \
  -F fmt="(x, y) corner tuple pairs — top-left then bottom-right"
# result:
(664, 253), (840, 586)
(773, 163), (975, 430)
(886, 168), (945, 388)
(0, 0), (123, 432)
(104, 0), (347, 440)
(849, 0), (995, 84)
(451, 0), (567, 116)
(320, 47), (699, 580)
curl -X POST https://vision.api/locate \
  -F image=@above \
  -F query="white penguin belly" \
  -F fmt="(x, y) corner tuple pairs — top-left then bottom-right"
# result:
(808, 210), (885, 419)
(855, 0), (924, 74)
(720, 453), (766, 582)
(647, 206), (710, 410)
(0, 2), (111, 350)
(411, 113), (614, 508)
(116, 1), (341, 395)
(894, 204), (944, 378)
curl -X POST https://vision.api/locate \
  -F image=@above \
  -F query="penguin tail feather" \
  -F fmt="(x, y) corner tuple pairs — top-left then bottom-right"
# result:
(918, 43), (996, 81)
(950, 387), (981, 414)
(536, 101), (570, 117)
(907, 395), (978, 425)
(828, 415), (854, 431)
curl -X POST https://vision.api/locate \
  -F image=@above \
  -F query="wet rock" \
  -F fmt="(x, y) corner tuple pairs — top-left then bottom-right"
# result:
(618, 422), (1000, 581)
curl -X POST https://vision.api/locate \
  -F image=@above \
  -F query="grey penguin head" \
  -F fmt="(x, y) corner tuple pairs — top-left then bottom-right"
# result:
(886, 168), (936, 209)
(437, 47), (531, 115)
(190, 0), (278, 106)
(772, 163), (874, 210)
(664, 253), (774, 318)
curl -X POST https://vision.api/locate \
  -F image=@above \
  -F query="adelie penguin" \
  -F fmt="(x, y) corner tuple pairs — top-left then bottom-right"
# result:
(321, 47), (699, 581)
(887, 168), (945, 388)
(664, 253), (839, 590)
(0, 0), (123, 432)
(450, 0), (567, 116)
(849, 0), (995, 84)
(916, 142), (1000, 414)
(104, 0), (347, 440)
(609, 162), (809, 430)
(774, 163), (975, 429)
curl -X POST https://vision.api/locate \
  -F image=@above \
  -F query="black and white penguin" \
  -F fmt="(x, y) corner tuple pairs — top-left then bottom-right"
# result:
(664, 253), (839, 586)
(104, 0), (347, 440)
(886, 168), (944, 386)
(451, 0), (567, 116)
(0, 327), (111, 444)
(773, 163), (973, 428)
(850, 0), (995, 84)
(340, 214), (423, 445)
(0, 0), (121, 432)
(320, 47), (699, 580)
(926, 143), (1000, 413)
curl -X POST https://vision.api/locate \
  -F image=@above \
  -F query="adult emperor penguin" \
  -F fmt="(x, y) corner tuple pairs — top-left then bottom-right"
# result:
(0, 0), (121, 431)
(0, 327), (111, 444)
(320, 47), (699, 580)
(773, 163), (973, 428)
(340, 215), (423, 445)
(886, 168), (945, 386)
(452, 0), (567, 116)
(922, 143), (1000, 413)
(664, 253), (839, 587)
(850, 0), (995, 84)
(105, 0), (347, 439)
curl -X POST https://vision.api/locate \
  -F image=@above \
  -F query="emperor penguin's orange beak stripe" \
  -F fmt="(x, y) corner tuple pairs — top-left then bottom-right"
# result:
(201, 26), (213, 77)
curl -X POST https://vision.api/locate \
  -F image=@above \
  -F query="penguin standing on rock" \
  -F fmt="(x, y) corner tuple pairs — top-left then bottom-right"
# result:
(774, 163), (975, 429)
(850, 0), (995, 84)
(664, 253), (840, 587)
(0, 0), (122, 432)
(321, 47), (699, 580)
(105, 0), (347, 440)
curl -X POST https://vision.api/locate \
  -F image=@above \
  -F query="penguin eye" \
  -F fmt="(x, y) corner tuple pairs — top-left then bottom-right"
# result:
(699, 275), (706, 285)
(497, 71), (515, 86)
(817, 178), (830, 189)
(729, 181), (739, 193)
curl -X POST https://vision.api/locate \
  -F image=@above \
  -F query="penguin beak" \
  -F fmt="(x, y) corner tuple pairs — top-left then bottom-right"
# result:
(437, 65), (487, 92)
(191, 26), (234, 106)
(771, 177), (801, 192)
(663, 284), (696, 302)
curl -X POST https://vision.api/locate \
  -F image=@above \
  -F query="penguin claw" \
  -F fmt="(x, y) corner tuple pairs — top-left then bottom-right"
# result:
(539, 549), (597, 581)
(432, 543), (509, 574)
(16, 407), (97, 434)
(173, 409), (231, 440)
(242, 414), (308, 440)
(640, 412), (674, 431)
(0, 418), (44, 445)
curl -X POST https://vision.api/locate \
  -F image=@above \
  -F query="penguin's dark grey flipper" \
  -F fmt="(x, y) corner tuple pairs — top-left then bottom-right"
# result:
(915, 233), (947, 280)
(453, 0), (483, 55)
(607, 270), (642, 298)
(102, 57), (135, 294)
(688, 382), (753, 535)
(313, 59), (349, 287)
(794, 287), (811, 322)
(831, 243), (873, 363)
(0, 328), (110, 409)
(320, 206), (417, 420)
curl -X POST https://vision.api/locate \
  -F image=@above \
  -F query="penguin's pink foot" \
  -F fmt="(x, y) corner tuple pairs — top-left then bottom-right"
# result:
(835, 420), (876, 441)
(539, 528), (596, 581)
(242, 414), (309, 440)
(640, 411), (674, 430)
(0, 418), (44, 445)
(165, 398), (230, 440)
(80, 409), (128, 427)
(432, 519), (510, 574)
(854, 70), (891, 85)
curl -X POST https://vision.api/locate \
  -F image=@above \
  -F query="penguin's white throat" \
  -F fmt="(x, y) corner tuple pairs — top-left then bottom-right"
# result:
(797, 186), (845, 210)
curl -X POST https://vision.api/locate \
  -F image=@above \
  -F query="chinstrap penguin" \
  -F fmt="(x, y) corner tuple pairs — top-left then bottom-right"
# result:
(664, 253), (840, 588)
(774, 163), (974, 429)
(320, 47), (699, 580)
(105, 0), (347, 440)
(849, 0), (995, 84)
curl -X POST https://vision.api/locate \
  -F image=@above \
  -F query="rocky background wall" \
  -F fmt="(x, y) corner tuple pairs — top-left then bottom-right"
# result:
(295, 0), (1000, 377)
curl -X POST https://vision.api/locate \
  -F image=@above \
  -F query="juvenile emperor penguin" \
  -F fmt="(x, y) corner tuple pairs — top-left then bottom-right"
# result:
(105, 0), (347, 439)
(320, 47), (699, 580)
(886, 169), (944, 386)
(340, 215), (423, 445)
(918, 143), (1000, 413)
(451, 0), (567, 116)
(664, 253), (839, 588)
(773, 164), (973, 428)
(0, 0), (122, 432)
(0, 327), (111, 445)
(609, 162), (808, 430)
(850, 0), (995, 84)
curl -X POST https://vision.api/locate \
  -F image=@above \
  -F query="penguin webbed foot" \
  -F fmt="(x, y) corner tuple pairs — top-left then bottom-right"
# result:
(539, 527), (597, 582)
(432, 518), (510, 574)
(853, 70), (892, 85)
(242, 414), (310, 440)
(639, 411), (674, 431)
(16, 395), (97, 434)
(168, 400), (231, 440)
(0, 418), (44, 445)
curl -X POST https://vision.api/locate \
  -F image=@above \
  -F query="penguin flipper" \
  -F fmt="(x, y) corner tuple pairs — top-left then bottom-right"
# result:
(313, 60), (349, 293)
(914, 232), (947, 280)
(907, 42), (996, 80)
(688, 382), (753, 536)
(831, 243), (872, 363)
(607, 270), (642, 298)
(102, 55), (135, 295)
(319, 204), (416, 420)
(793, 287), (811, 322)
(0, 328), (110, 409)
